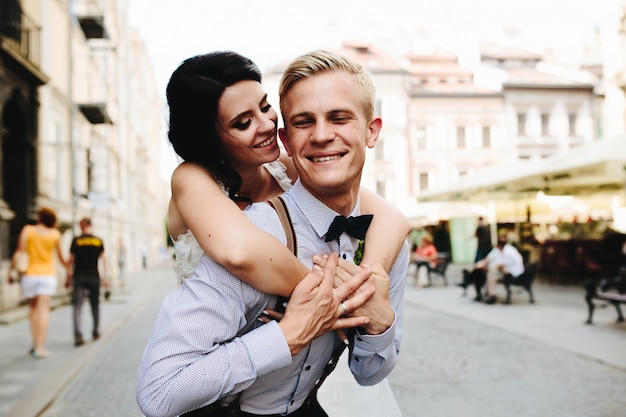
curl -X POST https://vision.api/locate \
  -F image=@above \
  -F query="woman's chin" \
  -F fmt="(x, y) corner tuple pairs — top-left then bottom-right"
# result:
(260, 145), (281, 162)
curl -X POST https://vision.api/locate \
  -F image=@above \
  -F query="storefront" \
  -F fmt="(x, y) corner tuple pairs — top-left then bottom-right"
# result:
(415, 136), (626, 277)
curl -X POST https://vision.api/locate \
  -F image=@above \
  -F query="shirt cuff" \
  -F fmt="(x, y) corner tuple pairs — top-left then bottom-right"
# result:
(353, 310), (397, 358)
(240, 320), (292, 376)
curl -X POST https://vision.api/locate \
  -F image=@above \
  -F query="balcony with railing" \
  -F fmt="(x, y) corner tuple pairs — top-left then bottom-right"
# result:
(0, 2), (47, 84)
(74, 0), (109, 39)
(72, 52), (115, 124)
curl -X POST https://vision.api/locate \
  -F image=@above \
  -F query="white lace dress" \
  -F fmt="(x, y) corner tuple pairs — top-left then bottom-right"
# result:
(171, 160), (293, 285)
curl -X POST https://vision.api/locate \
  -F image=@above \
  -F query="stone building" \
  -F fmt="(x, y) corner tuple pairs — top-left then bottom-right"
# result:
(0, 0), (167, 311)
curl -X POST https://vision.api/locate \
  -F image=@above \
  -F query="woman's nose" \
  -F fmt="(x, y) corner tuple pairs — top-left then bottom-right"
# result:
(259, 111), (277, 133)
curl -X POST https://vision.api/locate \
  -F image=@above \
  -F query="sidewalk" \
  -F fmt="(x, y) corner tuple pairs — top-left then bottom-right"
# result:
(1, 261), (625, 417)
(406, 263), (626, 370)
(0, 263), (178, 417)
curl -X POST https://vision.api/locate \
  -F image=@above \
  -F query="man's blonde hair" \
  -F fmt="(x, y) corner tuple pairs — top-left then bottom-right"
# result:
(278, 49), (376, 122)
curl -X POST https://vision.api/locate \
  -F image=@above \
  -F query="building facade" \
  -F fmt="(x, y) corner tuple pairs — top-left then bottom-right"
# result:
(0, 0), (167, 311)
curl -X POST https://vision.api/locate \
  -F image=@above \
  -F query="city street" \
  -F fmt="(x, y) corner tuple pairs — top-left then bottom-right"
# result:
(0, 262), (625, 417)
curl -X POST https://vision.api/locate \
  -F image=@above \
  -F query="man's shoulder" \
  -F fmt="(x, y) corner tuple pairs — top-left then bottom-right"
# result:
(75, 234), (104, 245)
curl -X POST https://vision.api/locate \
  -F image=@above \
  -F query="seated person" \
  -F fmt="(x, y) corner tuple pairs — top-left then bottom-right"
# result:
(458, 236), (524, 304)
(458, 267), (487, 302)
(413, 235), (437, 287)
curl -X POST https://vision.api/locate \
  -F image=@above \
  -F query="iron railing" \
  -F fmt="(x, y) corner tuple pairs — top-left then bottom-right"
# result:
(0, 1), (42, 69)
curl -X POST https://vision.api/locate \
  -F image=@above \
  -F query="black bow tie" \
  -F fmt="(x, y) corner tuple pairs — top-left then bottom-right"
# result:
(324, 214), (374, 242)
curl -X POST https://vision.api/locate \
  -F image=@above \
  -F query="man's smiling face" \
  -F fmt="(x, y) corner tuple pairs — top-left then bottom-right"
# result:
(279, 70), (381, 207)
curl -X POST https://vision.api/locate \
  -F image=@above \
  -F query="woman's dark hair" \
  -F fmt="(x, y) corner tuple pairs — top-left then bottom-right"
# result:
(166, 51), (263, 200)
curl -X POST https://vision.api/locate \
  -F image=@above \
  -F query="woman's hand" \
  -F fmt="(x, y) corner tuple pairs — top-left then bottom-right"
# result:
(313, 254), (394, 335)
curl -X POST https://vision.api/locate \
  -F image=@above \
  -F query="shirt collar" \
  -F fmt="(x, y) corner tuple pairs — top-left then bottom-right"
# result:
(289, 179), (361, 240)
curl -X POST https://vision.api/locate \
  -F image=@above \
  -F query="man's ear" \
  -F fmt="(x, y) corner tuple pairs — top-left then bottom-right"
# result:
(278, 127), (292, 156)
(366, 117), (382, 148)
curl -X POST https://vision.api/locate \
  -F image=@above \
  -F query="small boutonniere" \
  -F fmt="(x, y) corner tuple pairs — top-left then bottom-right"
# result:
(354, 240), (364, 265)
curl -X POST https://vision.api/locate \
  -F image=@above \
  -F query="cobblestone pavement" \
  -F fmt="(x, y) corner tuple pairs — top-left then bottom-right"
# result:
(389, 288), (626, 417)
(0, 264), (178, 417)
(1, 263), (625, 417)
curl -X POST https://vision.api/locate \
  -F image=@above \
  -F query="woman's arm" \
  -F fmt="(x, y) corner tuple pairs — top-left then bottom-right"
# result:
(170, 162), (307, 297)
(55, 231), (68, 268)
(6, 227), (26, 283)
(359, 188), (411, 272)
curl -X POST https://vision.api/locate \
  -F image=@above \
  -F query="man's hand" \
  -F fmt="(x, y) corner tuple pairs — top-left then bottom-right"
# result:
(313, 255), (395, 335)
(475, 259), (488, 270)
(278, 253), (375, 355)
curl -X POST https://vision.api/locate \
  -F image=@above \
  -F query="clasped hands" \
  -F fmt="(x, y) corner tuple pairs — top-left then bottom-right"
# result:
(263, 252), (393, 355)
(313, 253), (394, 335)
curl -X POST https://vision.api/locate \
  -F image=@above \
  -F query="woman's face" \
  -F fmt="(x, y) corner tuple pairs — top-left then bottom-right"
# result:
(217, 80), (280, 169)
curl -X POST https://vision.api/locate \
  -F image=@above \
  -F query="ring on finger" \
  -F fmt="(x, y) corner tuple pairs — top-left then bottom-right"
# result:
(341, 301), (348, 316)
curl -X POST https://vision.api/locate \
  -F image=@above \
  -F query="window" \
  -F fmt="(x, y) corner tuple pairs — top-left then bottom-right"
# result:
(375, 138), (384, 160)
(517, 113), (526, 136)
(419, 172), (429, 191)
(482, 126), (491, 148)
(375, 99), (382, 117)
(456, 126), (466, 148)
(376, 179), (386, 197)
(86, 149), (93, 192)
(541, 113), (549, 136)
(416, 126), (427, 150)
(568, 113), (577, 137)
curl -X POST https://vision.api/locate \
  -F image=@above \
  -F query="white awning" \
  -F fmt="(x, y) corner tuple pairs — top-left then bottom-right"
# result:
(417, 135), (626, 202)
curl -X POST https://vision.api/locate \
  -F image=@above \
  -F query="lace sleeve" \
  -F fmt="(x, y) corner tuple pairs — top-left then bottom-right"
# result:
(172, 230), (205, 285)
(263, 160), (293, 192)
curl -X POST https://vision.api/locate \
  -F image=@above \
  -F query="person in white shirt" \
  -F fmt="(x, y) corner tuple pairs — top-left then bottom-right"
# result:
(475, 235), (524, 304)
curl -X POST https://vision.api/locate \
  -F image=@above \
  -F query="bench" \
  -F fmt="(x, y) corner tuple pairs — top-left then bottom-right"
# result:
(584, 275), (626, 324)
(427, 252), (451, 286)
(410, 252), (451, 287)
(501, 262), (538, 304)
(459, 262), (537, 304)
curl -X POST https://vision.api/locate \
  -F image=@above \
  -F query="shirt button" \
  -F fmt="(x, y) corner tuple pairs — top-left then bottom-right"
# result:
(305, 365), (311, 371)
(290, 400), (295, 405)
(342, 254), (347, 259)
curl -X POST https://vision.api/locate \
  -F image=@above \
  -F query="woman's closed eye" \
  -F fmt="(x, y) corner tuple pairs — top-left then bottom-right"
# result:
(233, 118), (252, 130)
(233, 104), (272, 130)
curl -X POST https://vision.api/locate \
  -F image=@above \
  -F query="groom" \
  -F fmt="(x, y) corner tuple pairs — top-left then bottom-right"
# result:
(137, 50), (409, 417)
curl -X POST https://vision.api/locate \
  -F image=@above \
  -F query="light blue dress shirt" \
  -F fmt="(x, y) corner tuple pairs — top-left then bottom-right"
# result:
(136, 180), (409, 417)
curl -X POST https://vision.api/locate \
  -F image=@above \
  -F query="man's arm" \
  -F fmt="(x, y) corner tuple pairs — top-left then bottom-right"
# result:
(314, 241), (410, 385)
(99, 248), (108, 288)
(65, 252), (75, 289)
(136, 258), (293, 417)
(351, 241), (409, 385)
(137, 253), (374, 417)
